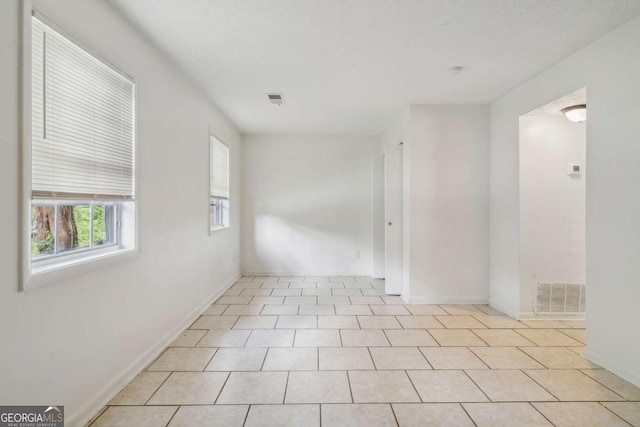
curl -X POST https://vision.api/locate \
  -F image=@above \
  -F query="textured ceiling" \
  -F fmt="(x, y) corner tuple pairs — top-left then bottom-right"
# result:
(526, 88), (587, 116)
(108, 0), (640, 135)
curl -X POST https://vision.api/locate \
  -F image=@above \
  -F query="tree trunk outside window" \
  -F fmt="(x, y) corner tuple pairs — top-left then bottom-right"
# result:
(33, 205), (78, 253)
(57, 206), (78, 250)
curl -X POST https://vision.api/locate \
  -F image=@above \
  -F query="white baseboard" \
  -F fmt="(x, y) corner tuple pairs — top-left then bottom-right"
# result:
(518, 311), (586, 321)
(582, 346), (640, 389)
(489, 299), (520, 319)
(407, 296), (489, 305)
(488, 300), (587, 321)
(74, 271), (240, 427)
(242, 270), (373, 277)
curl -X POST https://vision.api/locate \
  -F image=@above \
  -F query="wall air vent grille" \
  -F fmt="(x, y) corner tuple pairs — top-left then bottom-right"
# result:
(535, 283), (585, 314)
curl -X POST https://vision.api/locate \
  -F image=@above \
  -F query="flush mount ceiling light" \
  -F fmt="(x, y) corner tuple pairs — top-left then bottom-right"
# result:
(561, 104), (587, 122)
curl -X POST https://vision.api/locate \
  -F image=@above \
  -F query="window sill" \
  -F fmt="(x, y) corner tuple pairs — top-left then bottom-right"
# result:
(22, 247), (138, 291)
(210, 225), (230, 235)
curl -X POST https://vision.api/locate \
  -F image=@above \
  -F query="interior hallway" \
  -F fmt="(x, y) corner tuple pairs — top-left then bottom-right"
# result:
(89, 276), (640, 426)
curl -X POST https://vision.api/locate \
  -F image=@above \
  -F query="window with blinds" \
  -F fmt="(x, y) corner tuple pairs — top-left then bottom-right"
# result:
(210, 136), (229, 200)
(210, 135), (230, 230)
(31, 15), (135, 201)
(28, 13), (137, 274)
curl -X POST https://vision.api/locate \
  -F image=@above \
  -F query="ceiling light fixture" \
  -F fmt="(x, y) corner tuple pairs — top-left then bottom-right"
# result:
(561, 104), (587, 122)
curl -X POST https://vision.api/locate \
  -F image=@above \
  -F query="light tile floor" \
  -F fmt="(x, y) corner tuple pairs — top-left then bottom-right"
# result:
(89, 276), (640, 426)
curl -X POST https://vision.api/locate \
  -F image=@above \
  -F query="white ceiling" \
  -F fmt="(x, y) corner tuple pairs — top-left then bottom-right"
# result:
(108, 0), (640, 135)
(526, 87), (587, 116)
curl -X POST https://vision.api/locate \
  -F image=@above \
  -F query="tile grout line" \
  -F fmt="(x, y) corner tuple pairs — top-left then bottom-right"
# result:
(513, 345), (549, 369)
(212, 371), (231, 405)
(597, 402), (635, 426)
(576, 369), (633, 400)
(438, 304), (453, 315)
(403, 369), (424, 403)
(461, 369), (493, 402)
(241, 404), (251, 427)
(527, 402), (560, 427)
(555, 328), (587, 345)
(416, 344), (434, 369)
(520, 369), (561, 401)
(432, 315), (447, 329)
(388, 402), (400, 427)
(465, 346), (492, 370)
(143, 370), (174, 406)
(259, 347), (269, 371)
(202, 347), (219, 372)
(162, 406), (180, 427)
(86, 406), (109, 427)
(346, 370), (355, 403)
(282, 371), (290, 404)
(192, 329), (209, 348)
(459, 403), (479, 427)
(366, 346), (377, 370)
(467, 328), (491, 347)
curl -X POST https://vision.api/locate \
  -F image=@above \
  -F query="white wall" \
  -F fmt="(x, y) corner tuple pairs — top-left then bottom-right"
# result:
(405, 106), (490, 304)
(490, 15), (640, 386)
(0, 1), (241, 424)
(519, 116), (586, 313)
(371, 148), (385, 279)
(241, 135), (379, 276)
(381, 106), (489, 303)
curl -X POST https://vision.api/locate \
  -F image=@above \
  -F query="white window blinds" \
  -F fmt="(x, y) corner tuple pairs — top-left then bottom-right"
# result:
(31, 15), (135, 201)
(210, 136), (230, 199)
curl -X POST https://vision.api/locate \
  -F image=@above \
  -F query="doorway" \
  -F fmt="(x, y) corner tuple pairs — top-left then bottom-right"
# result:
(519, 88), (587, 319)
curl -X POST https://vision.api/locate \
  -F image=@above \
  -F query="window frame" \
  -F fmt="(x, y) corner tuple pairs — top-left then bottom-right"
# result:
(210, 197), (229, 231)
(30, 201), (120, 262)
(20, 3), (139, 291)
(209, 132), (230, 233)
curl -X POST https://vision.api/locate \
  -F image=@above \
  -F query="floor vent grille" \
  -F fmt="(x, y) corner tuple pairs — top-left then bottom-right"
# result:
(535, 283), (585, 314)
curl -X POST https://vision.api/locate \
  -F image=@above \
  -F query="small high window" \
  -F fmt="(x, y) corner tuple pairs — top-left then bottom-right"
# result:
(210, 135), (230, 231)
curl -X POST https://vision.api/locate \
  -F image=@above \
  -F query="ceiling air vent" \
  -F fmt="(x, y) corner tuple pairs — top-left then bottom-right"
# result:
(267, 93), (285, 106)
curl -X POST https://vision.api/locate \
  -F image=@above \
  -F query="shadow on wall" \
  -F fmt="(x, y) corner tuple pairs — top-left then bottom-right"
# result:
(248, 173), (372, 274)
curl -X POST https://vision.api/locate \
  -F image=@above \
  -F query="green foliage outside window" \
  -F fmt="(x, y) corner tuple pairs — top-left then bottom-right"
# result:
(31, 204), (112, 256)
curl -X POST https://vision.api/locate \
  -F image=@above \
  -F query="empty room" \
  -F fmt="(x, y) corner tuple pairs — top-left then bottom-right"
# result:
(1, 1), (640, 426)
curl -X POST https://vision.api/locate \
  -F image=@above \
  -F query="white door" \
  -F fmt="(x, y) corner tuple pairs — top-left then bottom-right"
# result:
(384, 145), (403, 295)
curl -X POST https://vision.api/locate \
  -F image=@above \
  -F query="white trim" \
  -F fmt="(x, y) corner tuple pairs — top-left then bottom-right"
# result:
(488, 301), (587, 321)
(25, 248), (139, 291)
(209, 129), (231, 234)
(518, 311), (586, 321)
(243, 270), (375, 277)
(20, 5), (140, 291)
(489, 299), (521, 319)
(19, 0), (34, 292)
(582, 346), (640, 389)
(75, 271), (240, 427)
(407, 296), (489, 305)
